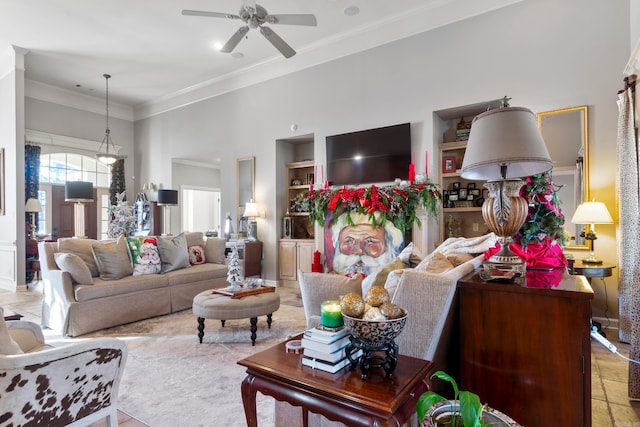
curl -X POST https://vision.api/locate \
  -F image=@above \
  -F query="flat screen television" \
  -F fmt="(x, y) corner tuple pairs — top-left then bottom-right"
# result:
(326, 123), (411, 186)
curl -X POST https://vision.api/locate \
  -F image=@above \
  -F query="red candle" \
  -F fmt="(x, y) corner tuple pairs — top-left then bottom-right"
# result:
(409, 163), (416, 185)
(425, 150), (429, 176)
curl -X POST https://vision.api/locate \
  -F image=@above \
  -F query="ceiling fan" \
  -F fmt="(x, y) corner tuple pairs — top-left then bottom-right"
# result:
(182, 0), (317, 59)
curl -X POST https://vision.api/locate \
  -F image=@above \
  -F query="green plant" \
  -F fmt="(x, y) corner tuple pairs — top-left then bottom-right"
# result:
(417, 371), (487, 427)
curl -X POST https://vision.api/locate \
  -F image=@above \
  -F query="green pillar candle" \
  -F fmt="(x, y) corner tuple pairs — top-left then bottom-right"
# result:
(320, 300), (343, 328)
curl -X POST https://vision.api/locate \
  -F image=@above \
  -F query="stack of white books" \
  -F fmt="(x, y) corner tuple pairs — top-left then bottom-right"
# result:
(300, 326), (361, 373)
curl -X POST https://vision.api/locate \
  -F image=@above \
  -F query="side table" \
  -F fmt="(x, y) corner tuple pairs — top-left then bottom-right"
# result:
(238, 335), (433, 427)
(569, 260), (616, 335)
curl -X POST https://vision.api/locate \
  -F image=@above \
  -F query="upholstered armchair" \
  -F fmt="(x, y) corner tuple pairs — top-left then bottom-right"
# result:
(1, 320), (128, 427)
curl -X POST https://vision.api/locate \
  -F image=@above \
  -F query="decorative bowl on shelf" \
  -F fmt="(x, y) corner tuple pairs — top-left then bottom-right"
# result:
(342, 311), (408, 347)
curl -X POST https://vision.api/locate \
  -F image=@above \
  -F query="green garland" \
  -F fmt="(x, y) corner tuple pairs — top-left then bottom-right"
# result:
(295, 183), (441, 234)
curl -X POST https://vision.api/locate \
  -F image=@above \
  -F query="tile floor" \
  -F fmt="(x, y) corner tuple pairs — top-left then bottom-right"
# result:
(3, 284), (640, 426)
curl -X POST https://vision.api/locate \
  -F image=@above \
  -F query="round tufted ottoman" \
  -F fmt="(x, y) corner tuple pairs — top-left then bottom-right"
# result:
(192, 290), (281, 346)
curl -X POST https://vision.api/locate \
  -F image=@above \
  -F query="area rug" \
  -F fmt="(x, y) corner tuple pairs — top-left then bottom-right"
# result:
(82, 299), (307, 427)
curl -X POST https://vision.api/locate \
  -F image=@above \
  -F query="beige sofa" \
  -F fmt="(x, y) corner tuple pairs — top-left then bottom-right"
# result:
(275, 234), (495, 427)
(39, 232), (231, 336)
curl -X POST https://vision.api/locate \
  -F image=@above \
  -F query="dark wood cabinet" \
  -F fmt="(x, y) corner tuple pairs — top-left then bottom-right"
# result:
(225, 240), (263, 278)
(458, 271), (593, 427)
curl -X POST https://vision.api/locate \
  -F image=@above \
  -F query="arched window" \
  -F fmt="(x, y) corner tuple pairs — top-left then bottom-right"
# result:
(38, 153), (112, 240)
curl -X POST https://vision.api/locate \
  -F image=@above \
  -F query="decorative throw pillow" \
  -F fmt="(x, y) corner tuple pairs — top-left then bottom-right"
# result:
(54, 252), (93, 285)
(415, 252), (455, 274)
(157, 233), (190, 273)
(92, 236), (134, 280)
(361, 258), (404, 297)
(398, 242), (424, 268)
(446, 252), (475, 267)
(58, 238), (104, 277)
(127, 236), (162, 275)
(0, 307), (24, 355)
(188, 245), (206, 265)
(204, 237), (226, 264)
(185, 232), (205, 248)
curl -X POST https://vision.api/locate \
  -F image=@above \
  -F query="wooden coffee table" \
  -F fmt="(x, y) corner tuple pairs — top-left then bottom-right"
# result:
(237, 335), (433, 427)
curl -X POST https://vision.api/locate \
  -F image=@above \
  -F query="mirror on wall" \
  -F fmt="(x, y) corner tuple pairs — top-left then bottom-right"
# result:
(237, 156), (255, 235)
(537, 106), (589, 250)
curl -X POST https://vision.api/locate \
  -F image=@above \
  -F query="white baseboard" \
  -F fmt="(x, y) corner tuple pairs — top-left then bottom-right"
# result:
(593, 316), (619, 333)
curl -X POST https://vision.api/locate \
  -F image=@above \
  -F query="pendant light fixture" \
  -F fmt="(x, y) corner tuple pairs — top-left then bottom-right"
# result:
(96, 74), (120, 165)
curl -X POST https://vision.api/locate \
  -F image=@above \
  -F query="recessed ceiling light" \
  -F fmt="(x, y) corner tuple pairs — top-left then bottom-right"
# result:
(343, 5), (360, 16)
(231, 52), (244, 59)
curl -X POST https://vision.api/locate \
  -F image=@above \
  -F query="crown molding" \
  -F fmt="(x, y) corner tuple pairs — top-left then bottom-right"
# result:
(25, 129), (123, 154)
(133, 0), (523, 120)
(25, 79), (134, 122)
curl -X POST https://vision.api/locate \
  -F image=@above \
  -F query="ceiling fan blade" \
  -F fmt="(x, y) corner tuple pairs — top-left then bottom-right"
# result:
(259, 26), (296, 58)
(221, 26), (250, 53)
(267, 14), (317, 26)
(182, 9), (241, 20)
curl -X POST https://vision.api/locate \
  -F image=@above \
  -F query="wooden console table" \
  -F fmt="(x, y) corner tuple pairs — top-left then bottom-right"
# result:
(237, 336), (434, 426)
(458, 270), (593, 427)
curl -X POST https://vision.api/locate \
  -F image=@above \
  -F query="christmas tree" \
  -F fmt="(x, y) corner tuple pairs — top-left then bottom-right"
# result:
(226, 244), (243, 292)
(511, 171), (568, 270)
(107, 191), (135, 239)
(516, 172), (568, 248)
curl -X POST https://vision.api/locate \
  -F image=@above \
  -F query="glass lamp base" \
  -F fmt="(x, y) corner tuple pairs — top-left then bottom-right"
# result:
(483, 241), (526, 277)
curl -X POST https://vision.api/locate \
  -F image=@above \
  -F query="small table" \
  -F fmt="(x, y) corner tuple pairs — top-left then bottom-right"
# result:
(3, 311), (23, 321)
(569, 260), (616, 336)
(237, 335), (434, 427)
(570, 260), (616, 279)
(192, 289), (280, 346)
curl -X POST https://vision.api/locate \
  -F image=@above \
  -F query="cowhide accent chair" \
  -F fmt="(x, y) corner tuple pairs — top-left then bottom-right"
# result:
(1, 320), (128, 427)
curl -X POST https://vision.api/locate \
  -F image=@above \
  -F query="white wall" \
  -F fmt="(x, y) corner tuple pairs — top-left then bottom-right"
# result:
(134, 0), (629, 315)
(0, 47), (24, 291)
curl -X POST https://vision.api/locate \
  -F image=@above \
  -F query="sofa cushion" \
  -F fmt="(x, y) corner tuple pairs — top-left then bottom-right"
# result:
(54, 252), (93, 285)
(127, 236), (162, 275)
(204, 237), (226, 264)
(415, 252), (455, 274)
(188, 245), (206, 265)
(164, 262), (227, 286)
(92, 236), (134, 280)
(74, 274), (169, 302)
(58, 237), (110, 277)
(0, 308), (23, 355)
(157, 233), (190, 273)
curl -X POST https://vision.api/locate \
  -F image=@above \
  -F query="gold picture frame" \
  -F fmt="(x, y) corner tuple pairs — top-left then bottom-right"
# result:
(0, 148), (4, 215)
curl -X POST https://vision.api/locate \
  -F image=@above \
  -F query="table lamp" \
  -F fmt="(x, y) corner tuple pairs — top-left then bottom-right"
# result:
(571, 201), (613, 264)
(65, 181), (94, 238)
(461, 97), (553, 274)
(25, 198), (42, 240)
(157, 189), (178, 236)
(243, 201), (259, 240)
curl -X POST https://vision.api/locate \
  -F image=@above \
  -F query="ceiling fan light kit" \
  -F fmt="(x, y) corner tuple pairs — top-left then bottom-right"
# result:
(182, 1), (317, 59)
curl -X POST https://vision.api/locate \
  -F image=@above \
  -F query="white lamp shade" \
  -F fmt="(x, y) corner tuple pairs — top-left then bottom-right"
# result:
(25, 198), (42, 213)
(571, 202), (613, 224)
(461, 107), (553, 180)
(243, 202), (259, 218)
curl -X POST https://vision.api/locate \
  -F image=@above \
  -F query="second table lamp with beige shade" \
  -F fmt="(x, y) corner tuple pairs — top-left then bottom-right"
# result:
(571, 201), (614, 264)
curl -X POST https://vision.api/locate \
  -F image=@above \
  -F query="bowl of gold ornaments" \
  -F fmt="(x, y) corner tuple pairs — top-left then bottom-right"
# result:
(340, 287), (408, 348)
